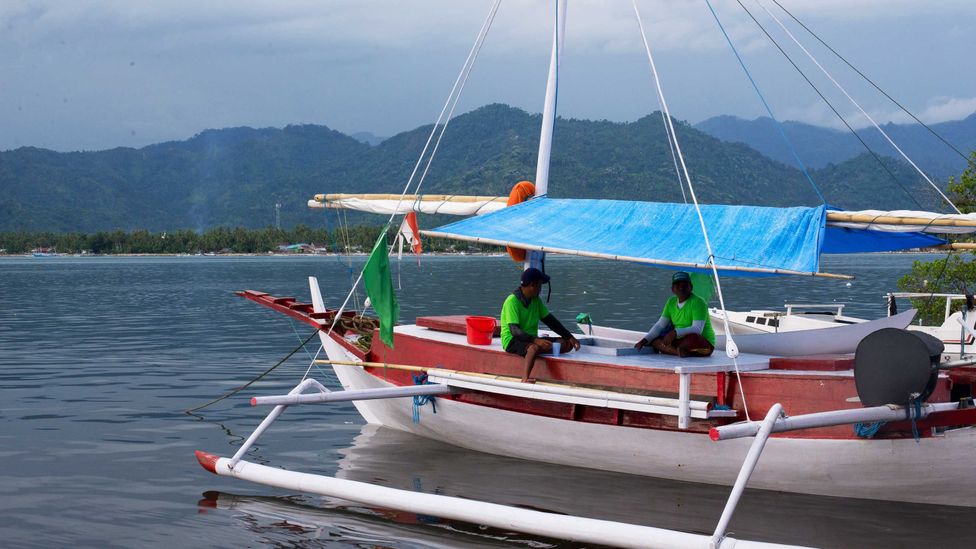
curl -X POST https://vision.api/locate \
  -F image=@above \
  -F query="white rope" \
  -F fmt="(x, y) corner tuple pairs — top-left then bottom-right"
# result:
(755, 0), (961, 214)
(325, 0), (502, 337)
(661, 107), (688, 203)
(632, 0), (749, 420)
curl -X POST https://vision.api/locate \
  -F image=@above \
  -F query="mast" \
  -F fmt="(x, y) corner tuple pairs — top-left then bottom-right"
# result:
(527, 0), (567, 270)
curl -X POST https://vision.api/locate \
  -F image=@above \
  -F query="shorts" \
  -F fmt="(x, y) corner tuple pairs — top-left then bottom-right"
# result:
(504, 336), (560, 357)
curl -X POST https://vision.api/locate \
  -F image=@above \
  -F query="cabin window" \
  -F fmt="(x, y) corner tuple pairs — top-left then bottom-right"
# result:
(746, 316), (757, 323)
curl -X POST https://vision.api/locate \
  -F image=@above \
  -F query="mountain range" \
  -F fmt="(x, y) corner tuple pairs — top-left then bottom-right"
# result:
(695, 113), (975, 182)
(0, 103), (968, 233)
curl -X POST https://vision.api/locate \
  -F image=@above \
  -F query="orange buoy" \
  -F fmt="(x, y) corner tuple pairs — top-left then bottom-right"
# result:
(506, 181), (535, 263)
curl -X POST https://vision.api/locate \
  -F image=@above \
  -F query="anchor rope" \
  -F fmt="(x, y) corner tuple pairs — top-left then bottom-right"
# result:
(183, 329), (321, 413)
(632, 0), (750, 420)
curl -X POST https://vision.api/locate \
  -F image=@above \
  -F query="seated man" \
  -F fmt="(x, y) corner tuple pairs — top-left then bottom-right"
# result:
(634, 271), (715, 357)
(501, 267), (580, 382)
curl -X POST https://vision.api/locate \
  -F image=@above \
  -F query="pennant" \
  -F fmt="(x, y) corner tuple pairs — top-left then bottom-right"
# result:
(400, 211), (422, 255)
(363, 231), (400, 348)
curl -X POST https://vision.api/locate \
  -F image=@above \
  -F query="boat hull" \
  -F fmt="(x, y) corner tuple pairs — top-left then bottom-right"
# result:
(325, 350), (976, 507)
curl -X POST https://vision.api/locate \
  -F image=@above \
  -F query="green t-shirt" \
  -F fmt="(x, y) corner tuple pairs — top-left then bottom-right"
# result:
(662, 293), (715, 346)
(500, 292), (549, 350)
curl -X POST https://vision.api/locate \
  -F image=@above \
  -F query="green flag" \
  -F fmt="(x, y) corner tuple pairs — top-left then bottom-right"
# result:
(689, 272), (714, 304)
(363, 231), (399, 348)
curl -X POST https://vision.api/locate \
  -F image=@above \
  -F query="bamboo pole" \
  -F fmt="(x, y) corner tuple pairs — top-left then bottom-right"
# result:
(826, 212), (976, 228)
(420, 230), (854, 280)
(935, 242), (976, 250)
(314, 193), (507, 204)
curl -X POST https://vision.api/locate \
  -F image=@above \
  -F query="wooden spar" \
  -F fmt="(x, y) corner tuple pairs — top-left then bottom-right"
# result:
(313, 193), (507, 204)
(826, 211), (976, 228)
(315, 359), (430, 372)
(420, 230), (854, 280)
(936, 242), (976, 250)
(195, 453), (804, 549)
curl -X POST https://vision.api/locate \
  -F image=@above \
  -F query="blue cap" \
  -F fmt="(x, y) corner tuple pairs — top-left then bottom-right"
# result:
(521, 267), (550, 286)
(672, 271), (692, 284)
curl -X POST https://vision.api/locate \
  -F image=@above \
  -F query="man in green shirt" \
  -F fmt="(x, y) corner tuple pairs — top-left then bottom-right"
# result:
(634, 271), (715, 357)
(501, 268), (580, 382)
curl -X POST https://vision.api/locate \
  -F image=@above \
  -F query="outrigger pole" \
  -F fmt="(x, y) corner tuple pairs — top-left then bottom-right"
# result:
(197, 372), (808, 549)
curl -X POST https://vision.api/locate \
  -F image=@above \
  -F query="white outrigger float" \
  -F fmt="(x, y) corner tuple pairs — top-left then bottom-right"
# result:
(197, 1), (976, 547)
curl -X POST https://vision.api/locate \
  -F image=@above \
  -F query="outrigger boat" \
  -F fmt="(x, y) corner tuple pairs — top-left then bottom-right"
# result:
(197, 1), (976, 546)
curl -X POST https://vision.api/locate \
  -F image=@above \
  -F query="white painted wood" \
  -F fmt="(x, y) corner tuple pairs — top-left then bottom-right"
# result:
(207, 455), (801, 549)
(678, 373), (691, 429)
(252, 384), (453, 407)
(713, 401), (961, 441)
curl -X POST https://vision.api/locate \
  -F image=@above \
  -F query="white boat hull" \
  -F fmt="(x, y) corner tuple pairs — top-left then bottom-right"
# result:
(325, 353), (976, 507)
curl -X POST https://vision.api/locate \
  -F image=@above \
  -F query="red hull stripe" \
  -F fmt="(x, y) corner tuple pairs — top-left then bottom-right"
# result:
(195, 450), (220, 474)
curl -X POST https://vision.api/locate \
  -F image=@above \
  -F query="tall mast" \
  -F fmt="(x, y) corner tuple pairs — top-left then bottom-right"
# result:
(526, 0), (567, 270)
(534, 0), (567, 197)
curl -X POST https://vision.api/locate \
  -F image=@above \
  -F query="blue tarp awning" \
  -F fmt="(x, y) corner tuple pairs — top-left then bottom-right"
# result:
(425, 198), (829, 276)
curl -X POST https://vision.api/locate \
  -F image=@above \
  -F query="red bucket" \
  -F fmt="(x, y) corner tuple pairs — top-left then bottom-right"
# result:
(465, 316), (496, 345)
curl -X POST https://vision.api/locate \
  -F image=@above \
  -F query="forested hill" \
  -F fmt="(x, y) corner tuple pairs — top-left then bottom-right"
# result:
(0, 104), (950, 232)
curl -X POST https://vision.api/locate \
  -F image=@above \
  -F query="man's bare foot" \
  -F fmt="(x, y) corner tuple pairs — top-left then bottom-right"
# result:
(521, 377), (537, 384)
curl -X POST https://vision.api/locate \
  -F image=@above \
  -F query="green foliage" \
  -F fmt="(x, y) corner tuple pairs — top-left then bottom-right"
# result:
(897, 153), (976, 324)
(0, 225), (499, 255)
(947, 152), (976, 213)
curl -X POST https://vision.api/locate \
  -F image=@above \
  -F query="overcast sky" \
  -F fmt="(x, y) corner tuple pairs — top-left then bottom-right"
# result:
(1, 0), (974, 152)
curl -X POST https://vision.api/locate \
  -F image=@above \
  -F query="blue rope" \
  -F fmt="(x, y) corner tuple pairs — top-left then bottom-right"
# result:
(411, 373), (438, 423)
(704, 0), (825, 204)
(853, 421), (884, 438)
(910, 397), (922, 443)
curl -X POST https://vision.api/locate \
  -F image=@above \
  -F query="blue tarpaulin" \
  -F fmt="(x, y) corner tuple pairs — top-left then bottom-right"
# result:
(428, 198), (828, 276)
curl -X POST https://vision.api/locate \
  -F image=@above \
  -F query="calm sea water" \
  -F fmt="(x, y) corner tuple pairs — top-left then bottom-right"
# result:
(1, 254), (973, 548)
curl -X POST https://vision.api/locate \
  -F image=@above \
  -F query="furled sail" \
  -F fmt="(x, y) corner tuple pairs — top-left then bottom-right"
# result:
(308, 193), (506, 216)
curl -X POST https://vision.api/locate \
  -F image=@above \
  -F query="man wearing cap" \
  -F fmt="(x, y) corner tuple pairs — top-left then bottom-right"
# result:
(634, 271), (715, 357)
(501, 268), (581, 382)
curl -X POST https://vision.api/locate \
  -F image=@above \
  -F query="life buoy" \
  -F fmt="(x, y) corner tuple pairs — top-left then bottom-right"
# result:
(506, 181), (535, 262)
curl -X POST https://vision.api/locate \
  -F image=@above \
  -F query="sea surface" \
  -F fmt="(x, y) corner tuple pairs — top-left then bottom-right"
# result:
(1, 254), (973, 548)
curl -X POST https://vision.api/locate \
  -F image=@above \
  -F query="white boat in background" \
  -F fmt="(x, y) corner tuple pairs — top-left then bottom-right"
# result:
(709, 303), (866, 335)
(888, 293), (976, 360)
(578, 308), (916, 357)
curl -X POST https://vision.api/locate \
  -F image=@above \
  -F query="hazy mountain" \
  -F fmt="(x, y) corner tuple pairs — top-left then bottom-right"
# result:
(350, 132), (388, 146)
(695, 113), (976, 181)
(0, 104), (949, 232)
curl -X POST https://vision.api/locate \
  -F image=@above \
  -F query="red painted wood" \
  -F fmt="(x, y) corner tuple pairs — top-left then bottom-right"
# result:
(416, 315), (502, 337)
(768, 354), (854, 371)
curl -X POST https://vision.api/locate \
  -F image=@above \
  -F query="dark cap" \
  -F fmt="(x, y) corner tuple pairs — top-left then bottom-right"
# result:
(672, 271), (692, 284)
(521, 267), (550, 286)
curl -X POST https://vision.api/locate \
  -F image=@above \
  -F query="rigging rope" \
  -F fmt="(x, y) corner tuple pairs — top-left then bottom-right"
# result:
(704, 0), (824, 205)
(632, 0), (750, 420)
(733, 0), (926, 211)
(769, 0), (969, 162)
(184, 329), (321, 413)
(753, 0), (960, 214)
(325, 0), (501, 337)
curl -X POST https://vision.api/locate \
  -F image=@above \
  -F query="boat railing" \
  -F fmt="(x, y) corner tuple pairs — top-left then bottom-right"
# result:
(783, 303), (845, 316)
(886, 292), (973, 323)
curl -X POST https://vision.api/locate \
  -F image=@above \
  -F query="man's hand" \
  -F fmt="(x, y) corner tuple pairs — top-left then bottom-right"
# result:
(663, 331), (677, 346)
(634, 338), (649, 350)
(566, 336), (581, 352)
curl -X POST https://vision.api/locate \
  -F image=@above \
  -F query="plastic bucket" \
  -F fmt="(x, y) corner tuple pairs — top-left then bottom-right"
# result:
(465, 316), (496, 345)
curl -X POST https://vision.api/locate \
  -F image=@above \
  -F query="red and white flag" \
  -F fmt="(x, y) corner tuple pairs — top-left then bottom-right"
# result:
(397, 211), (422, 259)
